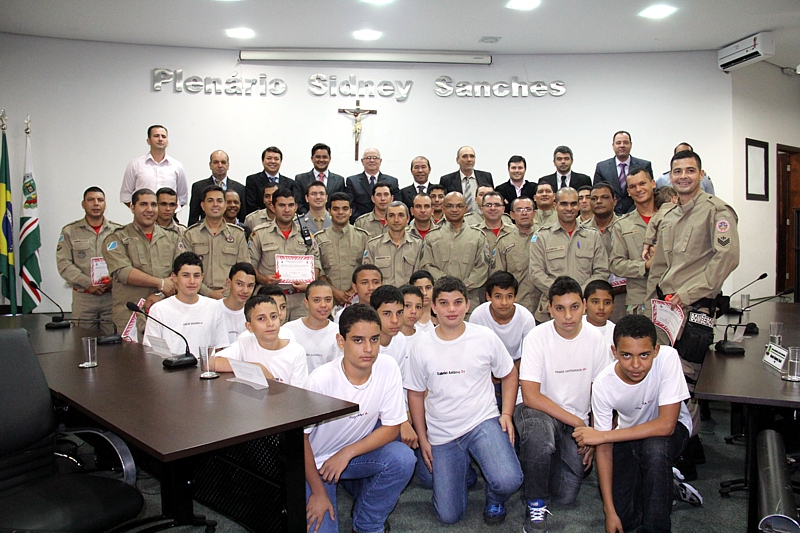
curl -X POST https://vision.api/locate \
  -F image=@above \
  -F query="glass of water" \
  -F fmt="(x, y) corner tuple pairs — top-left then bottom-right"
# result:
(782, 347), (800, 382)
(770, 322), (784, 347)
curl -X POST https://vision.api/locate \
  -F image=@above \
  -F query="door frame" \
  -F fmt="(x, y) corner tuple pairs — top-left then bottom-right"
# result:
(776, 144), (800, 294)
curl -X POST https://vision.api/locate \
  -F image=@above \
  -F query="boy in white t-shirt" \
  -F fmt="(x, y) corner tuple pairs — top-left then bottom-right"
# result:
(573, 315), (693, 533)
(283, 280), (340, 373)
(304, 304), (415, 533)
(406, 276), (522, 526)
(409, 270), (436, 333)
(515, 276), (610, 533)
(144, 252), (229, 357)
(236, 285), (296, 342)
(399, 284), (424, 342)
(215, 295), (308, 386)
(583, 279), (616, 358)
(217, 262), (257, 344)
(333, 264), (383, 323)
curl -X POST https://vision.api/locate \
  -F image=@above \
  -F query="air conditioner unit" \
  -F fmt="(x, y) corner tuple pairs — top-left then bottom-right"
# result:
(718, 32), (775, 72)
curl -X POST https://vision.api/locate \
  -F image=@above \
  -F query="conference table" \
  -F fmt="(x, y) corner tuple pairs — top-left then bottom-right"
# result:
(5, 313), (358, 532)
(695, 301), (800, 532)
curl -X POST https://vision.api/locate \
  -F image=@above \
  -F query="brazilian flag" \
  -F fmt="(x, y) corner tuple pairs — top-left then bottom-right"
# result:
(0, 129), (17, 315)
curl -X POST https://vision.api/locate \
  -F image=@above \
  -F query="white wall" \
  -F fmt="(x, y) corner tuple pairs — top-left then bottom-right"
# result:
(731, 62), (800, 298)
(0, 32), (735, 312)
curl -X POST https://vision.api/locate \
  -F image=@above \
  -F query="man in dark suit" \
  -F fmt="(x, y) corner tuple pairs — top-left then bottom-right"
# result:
(593, 131), (653, 215)
(400, 156), (433, 210)
(244, 146), (301, 216)
(345, 147), (400, 222)
(495, 155), (537, 214)
(187, 150), (246, 225)
(295, 143), (345, 214)
(439, 146), (494, 213)
(538, 145), (593, 193)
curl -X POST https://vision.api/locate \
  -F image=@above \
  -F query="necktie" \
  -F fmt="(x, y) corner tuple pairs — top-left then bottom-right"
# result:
(369, 176), (376, 189)
(318, 172), (325, 184)
(618, 163), (627, 191)
(418, 185), (425, 194)
(560, 176), (566, 189)
(463, 177), (474, 212)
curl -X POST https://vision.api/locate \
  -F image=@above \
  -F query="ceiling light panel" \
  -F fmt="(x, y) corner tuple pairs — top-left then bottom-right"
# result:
(506, 0), (541, 11)
(639, 5), (677, 19)
(226, 27), (255, 38)
(353, 29), (383, 40)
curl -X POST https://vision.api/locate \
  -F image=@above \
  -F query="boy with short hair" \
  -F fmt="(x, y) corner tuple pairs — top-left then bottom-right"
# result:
(283, 280), (340, 373)
(334, 264), (383, 323)
(215, 295), (308, 387)
(409, 270), (436, 332)
(218, 262), (257, 344)
(237, 285), (296, 341)
(470, 271), (536, 362)
(573, 315), (693, 533)
(514, 276), (610, 532)
(143, 251), (229, 356)
(304, 304), (415, 533)
(583, 279), (616, 358)
(399, 284), (424, 342)
(406, 276), (522, 526)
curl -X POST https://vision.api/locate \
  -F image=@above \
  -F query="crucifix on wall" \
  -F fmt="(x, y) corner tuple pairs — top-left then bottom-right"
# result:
(338, 100), (377, 161)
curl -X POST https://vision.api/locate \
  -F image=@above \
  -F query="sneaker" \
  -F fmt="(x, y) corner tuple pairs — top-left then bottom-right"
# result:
(524, 499), (551, 532)
(673, 467), (703, 507)
(483, 503), (507, 526)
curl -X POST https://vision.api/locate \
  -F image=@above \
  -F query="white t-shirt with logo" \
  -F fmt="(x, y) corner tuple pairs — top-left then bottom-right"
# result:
(469, 302), (536, 360)
(405, 323), (515, 445)
(305, 354), (407, 469)
(217, 335), (308, 387)
(282, 318), (341, 373)
(592, 345), (692, 434)
(519, 320), (610, 425)
(143, 295), (229, 357)
(583, 315), (615, 360)
(218, 299), (247, 345)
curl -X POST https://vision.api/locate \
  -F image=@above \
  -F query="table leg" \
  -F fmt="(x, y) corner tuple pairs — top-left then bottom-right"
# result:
(284, 428), (306, 533)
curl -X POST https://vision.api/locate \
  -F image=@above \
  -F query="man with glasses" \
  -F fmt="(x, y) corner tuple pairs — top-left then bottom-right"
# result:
(345, 147), (401, 222)
(494, 196), (538, 313)
(473, 190), (514, 249)
(298, 181), (332, 235)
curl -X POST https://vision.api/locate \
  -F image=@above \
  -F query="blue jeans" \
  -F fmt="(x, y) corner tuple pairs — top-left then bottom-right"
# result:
(305, 440), (415, 533)
(612, 422), (689, 533)
(514, 404), (585, 504)
(429, 417), (523, 524)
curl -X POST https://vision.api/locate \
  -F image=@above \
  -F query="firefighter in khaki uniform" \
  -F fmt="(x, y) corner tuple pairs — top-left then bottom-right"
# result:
(363, 201), (422, 287)
(471, 190), (514, 250)
(529, 187), (610, 323)
(315, 192), (370, 306)
(647, 151), (739, 471)
(56, 187), (122, 334)
(353, 182), (391, 238)
(249, 188), (321, 321)
(183, 186), (248, 299)
(102, 188), (183, 332)
(609, 167), (658, 312)
(419, 191), (492, 316)
(493, 197), (537, 314)
(155, 187), (186, 238)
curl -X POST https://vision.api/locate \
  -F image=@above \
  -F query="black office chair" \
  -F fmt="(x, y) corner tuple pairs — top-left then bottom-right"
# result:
(0, 328), (144, 532)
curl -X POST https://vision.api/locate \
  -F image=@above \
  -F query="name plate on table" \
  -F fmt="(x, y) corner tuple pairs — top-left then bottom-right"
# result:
(227, 359), (270, 390)
(763, 343), (787, 371)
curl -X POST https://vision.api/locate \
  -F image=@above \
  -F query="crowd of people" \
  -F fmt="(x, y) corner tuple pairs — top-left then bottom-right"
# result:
(55, 125), (740, 533)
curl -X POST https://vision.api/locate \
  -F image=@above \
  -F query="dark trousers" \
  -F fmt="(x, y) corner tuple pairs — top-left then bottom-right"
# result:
(612, 422), (689, 533)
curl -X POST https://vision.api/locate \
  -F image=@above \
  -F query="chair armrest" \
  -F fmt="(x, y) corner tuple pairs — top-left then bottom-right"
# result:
(60, 428), (137, 487)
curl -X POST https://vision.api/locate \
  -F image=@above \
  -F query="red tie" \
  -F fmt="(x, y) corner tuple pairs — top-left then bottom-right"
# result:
(318, 172), (325, 184)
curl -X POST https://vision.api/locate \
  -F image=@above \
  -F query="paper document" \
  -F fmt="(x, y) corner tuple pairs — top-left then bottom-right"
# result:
(227, 359), (270, 390)
(275, 254), (315, 284)
(90, 257), (110, 286)
(651, 299), (685, 346)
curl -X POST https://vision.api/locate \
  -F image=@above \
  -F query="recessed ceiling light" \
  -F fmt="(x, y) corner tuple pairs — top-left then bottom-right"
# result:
(226, 27), (255, 39)
(639, 4), (677, 19)
(353, 29), (383, 41)
(506, 0), (541, 11)
(479, 36), (502, 44)
(361, 0), (394, 4)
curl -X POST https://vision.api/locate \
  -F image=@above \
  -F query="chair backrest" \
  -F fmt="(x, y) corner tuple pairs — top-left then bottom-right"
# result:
(0, 328), (56, 456)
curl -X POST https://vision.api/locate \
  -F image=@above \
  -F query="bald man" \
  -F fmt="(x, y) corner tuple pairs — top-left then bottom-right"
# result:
(187, 150), (246, 225)
(440, 146), (494, 214)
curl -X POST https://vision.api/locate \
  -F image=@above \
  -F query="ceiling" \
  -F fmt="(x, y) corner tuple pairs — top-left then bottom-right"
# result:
(2, 0), (800, 69)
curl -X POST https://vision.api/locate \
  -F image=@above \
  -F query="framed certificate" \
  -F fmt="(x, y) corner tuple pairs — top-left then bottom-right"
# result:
(275, 254), (315, 284)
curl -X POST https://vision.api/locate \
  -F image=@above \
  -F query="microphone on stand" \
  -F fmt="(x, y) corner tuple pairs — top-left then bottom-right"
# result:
(27, 280), (70, 329)
(126, 302), (197, 368)
(69, 318), (122, 345)
(736, 288), (794, 336)
(722, 272), (768, 315)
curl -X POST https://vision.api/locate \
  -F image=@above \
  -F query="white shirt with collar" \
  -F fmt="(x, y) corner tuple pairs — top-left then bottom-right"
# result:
(120, 152), (188, 206)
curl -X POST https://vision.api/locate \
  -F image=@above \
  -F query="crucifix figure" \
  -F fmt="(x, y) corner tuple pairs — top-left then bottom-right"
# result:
(339, 100), (377, 161)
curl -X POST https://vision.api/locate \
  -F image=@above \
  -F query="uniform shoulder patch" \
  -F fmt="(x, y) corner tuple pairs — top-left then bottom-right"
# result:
(717, 236), (731, 247)
(531, 235), (537, 242)
(106, 241), (117, 251)
(178, 241), (185, 251)
(716, 220), (730, 233)
(58, 234), (64, 242)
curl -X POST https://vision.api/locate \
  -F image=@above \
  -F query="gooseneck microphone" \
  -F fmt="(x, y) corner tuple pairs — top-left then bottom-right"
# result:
(69, 318), (122, 345)
(126, 301), (197, 368)
(723, 272), (768, 315)
(27, 280), (70, 329)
